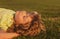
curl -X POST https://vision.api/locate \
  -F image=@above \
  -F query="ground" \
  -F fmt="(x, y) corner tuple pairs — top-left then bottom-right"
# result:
(0, 0), (60, 39)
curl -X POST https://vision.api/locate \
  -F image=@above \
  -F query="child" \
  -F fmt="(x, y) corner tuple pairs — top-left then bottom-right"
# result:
(7, 11), (46, 36)
(0, 8), (46, 36)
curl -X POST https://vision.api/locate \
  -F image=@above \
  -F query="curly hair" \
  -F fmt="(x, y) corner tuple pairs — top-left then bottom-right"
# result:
(7, 11), (46, 36)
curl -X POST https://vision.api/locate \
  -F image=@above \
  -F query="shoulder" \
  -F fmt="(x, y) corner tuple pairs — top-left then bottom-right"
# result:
(0, 8), (15, 31)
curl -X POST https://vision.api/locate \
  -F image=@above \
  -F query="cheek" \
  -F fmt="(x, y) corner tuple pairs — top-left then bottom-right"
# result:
(22, 17), (32, 24)
(28, 17), (32, 22)
(15, 16), (24, 24)
(26, 17), (32, 23)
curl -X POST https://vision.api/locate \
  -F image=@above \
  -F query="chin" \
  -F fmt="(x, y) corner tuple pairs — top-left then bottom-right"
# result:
(7, 11), (46, 36)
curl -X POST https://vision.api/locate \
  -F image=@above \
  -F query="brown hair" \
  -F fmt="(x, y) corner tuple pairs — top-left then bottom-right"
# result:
(7, 11), (46, 36)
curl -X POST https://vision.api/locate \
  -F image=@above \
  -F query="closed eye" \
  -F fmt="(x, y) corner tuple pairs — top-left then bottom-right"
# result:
(23, 16), (28, 19)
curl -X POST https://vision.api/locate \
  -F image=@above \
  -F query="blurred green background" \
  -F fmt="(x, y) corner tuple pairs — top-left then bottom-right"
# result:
(0, 0), (60, 39)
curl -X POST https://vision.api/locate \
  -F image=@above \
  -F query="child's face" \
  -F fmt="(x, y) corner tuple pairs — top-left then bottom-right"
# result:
(15, 11), (33, 25)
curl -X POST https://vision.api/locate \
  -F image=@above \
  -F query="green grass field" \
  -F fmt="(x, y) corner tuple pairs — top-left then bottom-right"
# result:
(0, 0), (60, 39)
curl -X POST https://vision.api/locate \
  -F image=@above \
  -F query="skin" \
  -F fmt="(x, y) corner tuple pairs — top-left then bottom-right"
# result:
(0, 11), (33, 39)
(15, 11), (33, 29)
(0, 33), (19, 39)
(15, 11), (33, 25)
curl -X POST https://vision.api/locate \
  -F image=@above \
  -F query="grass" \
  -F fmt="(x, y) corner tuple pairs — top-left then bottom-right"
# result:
(0, 0), (60, 39)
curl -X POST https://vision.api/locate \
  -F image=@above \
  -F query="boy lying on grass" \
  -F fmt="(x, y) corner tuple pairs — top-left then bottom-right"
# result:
(0, 8), (46, 39)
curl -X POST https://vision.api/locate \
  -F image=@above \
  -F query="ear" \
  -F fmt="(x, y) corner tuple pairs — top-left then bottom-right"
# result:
(32, 11), (41, 20)
(32, 11), (46, 31)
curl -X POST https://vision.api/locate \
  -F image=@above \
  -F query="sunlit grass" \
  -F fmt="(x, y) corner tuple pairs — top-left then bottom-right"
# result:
(0, 0), (60, 39)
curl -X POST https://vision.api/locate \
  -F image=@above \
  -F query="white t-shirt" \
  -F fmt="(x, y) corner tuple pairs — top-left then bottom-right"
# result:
(0, 8), (15, 31)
